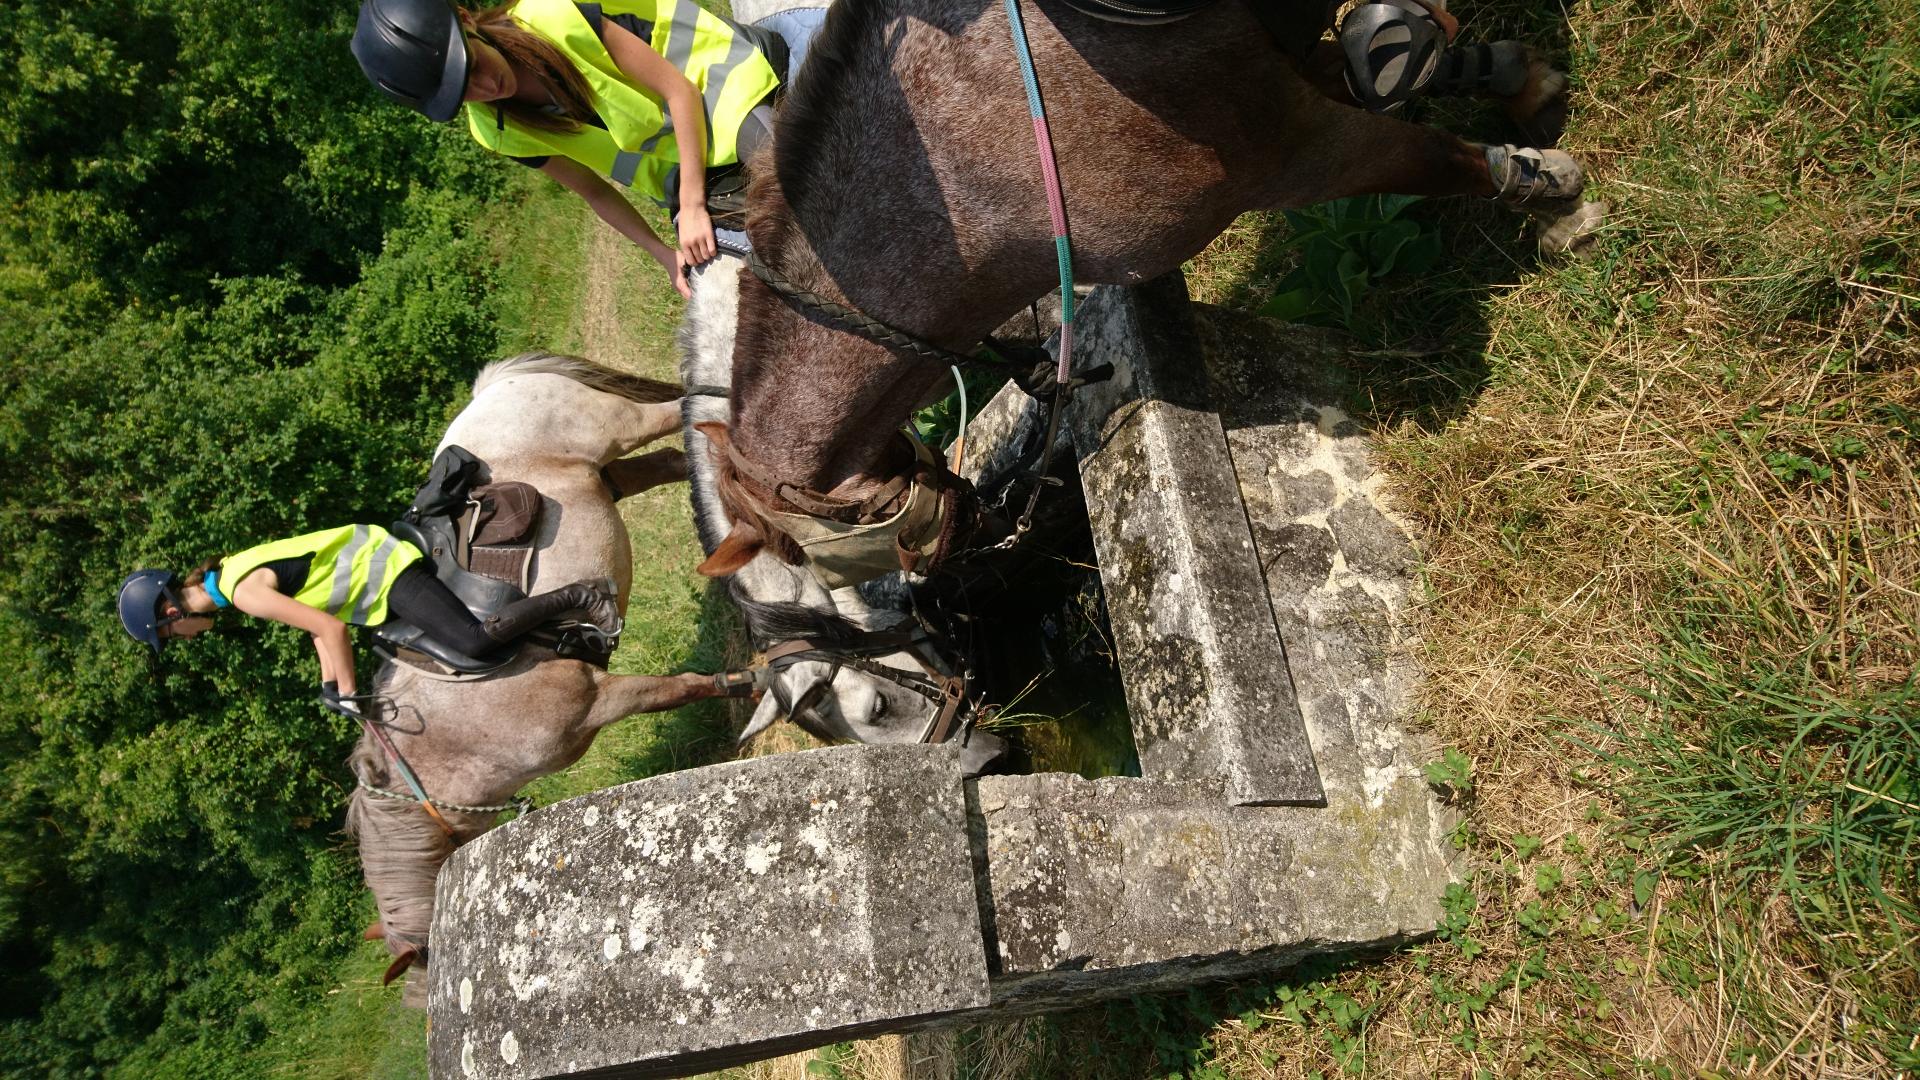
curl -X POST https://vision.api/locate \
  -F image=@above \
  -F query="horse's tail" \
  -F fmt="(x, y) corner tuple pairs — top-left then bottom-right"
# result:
(472, 350), (682, 404)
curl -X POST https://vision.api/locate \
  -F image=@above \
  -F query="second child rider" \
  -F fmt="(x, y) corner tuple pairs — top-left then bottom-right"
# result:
(352, 0), (787, 297)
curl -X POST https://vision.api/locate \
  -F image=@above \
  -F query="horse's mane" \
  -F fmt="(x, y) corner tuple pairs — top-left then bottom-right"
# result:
(472, 350), (682, 404)
(730, 579), (865, 647)
(753, 0), (890, 229)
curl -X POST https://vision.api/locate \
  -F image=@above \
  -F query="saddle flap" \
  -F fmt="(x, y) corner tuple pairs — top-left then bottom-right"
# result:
(372, 618), (516, 675)
(390, 516), (528, 620)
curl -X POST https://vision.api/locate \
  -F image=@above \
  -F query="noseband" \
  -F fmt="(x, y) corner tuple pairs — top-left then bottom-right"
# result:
(760, 625), (972, 746)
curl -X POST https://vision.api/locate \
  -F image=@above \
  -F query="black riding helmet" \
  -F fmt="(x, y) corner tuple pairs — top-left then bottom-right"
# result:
(352, 0), (470, 123)
(118, 569), (181, 655)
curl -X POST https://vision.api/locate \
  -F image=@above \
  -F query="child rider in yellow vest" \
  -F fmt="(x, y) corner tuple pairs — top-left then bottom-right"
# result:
(115, 525), (727, 710)
(353, 0), (786, 298)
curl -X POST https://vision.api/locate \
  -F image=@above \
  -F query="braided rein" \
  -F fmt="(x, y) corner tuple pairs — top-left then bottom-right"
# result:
(742, 248), (999, 371)
(356, 777), (531, 818)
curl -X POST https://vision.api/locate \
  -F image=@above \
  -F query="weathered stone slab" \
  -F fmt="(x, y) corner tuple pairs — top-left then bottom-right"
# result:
(972, 770), (1453, 1010)
(1192, 307), (1425, 808)
(427, 745), (990, 1079)
(1065, 276), (1325, 807)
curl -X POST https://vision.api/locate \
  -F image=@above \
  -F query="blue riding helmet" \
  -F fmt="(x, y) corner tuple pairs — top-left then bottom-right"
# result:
(118, 569), (181, 654)
(352, 0), (470, 123)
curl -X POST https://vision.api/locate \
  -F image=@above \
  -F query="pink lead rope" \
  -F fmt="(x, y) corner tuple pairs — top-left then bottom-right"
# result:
(1004, 0), (1076, 386)
(1002, 0), (1078, 540)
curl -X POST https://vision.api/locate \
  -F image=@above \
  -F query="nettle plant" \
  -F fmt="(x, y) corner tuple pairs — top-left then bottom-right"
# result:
(1259, 194), (1442, 327)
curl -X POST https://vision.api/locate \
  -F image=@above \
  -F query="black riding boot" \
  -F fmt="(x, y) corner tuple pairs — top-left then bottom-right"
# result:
(482, 582), (621, 644)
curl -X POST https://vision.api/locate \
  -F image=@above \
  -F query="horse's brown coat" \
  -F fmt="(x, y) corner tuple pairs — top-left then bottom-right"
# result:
(704, 0), (1574, 567)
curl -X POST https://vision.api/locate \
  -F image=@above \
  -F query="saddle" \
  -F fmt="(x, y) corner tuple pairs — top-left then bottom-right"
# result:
(1058, 0), (1333, 60)
(373, 446), (611, 675)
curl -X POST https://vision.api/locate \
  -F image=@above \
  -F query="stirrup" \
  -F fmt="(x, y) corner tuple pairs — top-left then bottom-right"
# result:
(553, 617), (622, 657)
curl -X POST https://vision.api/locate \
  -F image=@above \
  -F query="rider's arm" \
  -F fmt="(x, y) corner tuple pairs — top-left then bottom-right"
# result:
(598, 19), (716, 267)
(229, 570), (359, 697)
(538, 157), (691, 298)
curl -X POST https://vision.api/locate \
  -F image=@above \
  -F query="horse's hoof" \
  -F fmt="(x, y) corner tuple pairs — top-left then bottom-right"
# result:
(1489, 145), (1586, 219)
(1506, 60), (1569, 148)
(1538, 200), (1608, 259)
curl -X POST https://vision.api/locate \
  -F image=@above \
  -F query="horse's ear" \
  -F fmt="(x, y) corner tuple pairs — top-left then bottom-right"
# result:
(693, 420), (731, 451)
(363, 921), (386, 941)
(738, 684), (793, 745)
(697, 520), (764, 577)
(382, 946), (419, 986)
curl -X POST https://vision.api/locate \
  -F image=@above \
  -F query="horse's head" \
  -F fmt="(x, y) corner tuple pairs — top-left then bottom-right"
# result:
(727, 581), (1005, 777)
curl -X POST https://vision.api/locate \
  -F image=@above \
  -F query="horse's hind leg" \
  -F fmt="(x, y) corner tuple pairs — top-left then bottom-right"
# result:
(1258, 102), (1597, 252)
(1426, 43), (1570, 147)
(603, 446), (687, 501)
(1295, 32), (1569, 148)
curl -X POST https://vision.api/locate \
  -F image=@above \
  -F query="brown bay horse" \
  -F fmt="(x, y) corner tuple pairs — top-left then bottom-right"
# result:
(691, 0), (1595, 577)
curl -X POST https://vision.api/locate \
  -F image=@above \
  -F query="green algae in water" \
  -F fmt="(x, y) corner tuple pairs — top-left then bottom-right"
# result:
(971, 565), (1139, 780)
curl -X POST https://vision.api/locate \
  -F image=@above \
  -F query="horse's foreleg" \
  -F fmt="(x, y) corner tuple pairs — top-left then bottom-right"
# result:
(583, 670), (720, 730)
(603, 447), (688, 501)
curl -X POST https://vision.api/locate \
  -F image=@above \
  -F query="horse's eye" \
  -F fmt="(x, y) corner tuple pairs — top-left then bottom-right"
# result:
(871, 695), (888, 720)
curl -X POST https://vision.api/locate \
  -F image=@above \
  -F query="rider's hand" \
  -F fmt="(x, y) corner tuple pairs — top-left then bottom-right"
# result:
(677, 204), (716, 269)
(668, 252), (692, 299)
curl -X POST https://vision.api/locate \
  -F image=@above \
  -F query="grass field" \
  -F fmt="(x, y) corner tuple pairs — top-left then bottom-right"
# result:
(274, 0), (1914, 1071)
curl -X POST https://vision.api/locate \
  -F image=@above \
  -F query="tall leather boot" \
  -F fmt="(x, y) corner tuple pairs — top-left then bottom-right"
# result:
(482, 581), (621, 644)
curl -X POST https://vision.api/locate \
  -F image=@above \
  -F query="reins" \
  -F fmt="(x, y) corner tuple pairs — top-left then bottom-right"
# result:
(327, 692), (524, 840)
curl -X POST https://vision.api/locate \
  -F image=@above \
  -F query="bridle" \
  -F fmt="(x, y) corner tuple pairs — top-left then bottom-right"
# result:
(757, 623), (974, 747)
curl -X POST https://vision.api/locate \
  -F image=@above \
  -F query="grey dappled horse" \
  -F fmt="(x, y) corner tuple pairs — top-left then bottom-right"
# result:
(347, 352), (716, 1004)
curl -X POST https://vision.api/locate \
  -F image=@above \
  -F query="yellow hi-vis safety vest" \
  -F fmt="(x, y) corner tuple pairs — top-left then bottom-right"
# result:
(465, 0), (781, 204)
(220, 525), (424, 627)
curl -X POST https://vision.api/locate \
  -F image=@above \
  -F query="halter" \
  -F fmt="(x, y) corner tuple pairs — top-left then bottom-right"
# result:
(758, 624), (973, 747)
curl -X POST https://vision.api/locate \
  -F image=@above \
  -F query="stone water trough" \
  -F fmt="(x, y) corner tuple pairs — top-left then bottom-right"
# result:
(425, 272), (1458, 1078)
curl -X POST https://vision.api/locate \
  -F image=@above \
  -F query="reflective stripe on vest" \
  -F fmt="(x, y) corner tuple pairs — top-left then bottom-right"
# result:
(465, 0), (780, 203)
(220, 525), (425, 627)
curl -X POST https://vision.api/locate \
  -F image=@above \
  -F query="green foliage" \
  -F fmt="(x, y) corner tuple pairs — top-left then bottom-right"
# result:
(912, 364), (1010, 453)
(1257, 195), (1442, 328)
(0, 6), (512, 1068)
(0, 0), (493, 309)
(1424, 745), (1475, 798)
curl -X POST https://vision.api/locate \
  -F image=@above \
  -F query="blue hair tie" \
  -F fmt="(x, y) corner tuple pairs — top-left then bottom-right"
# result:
(203, 569), (231, 609)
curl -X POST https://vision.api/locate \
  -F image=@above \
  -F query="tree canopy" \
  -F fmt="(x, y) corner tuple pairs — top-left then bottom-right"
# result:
(0, 2), (513, 1072)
